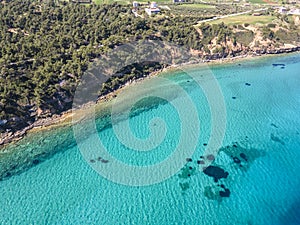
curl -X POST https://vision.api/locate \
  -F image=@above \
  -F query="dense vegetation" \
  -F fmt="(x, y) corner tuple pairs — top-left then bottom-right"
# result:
(0, 0), (204, 131)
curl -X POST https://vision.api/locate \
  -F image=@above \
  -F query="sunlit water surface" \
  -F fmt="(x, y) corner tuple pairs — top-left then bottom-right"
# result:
(1, 54), (300, 225)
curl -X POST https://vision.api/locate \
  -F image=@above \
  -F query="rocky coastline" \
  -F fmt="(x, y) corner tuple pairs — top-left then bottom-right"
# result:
(1, 46), (300, 149)
(201, 46), (300, 61)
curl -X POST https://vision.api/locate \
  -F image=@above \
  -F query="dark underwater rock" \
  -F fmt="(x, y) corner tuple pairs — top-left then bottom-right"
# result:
(203, 165), (229, 182)
(219, 188), (230, 197)
(101, 159), (109, 163)
(240, 153), (247, 161)
(32, 159), (40, 165)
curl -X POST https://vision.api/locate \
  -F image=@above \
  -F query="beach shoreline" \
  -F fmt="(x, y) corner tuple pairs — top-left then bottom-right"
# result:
(1, 49), (299, 149)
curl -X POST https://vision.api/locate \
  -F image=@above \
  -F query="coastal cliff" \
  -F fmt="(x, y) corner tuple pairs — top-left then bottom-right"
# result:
(1, 46), (300, 147)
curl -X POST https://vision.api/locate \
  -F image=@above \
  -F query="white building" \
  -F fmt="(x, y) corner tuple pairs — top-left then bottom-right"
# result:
(150, 2), (157, 8)
(145, 7), (161, 16)
(145, 2), (160, 16)
(133, 1), (139, 8)
(289, 8), (300, 15)
(278, 7), (288, 14)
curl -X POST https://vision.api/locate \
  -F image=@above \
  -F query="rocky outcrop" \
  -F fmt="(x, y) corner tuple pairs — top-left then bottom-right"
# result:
(0, 111), (71, 147)
(255, 46), (300, 55)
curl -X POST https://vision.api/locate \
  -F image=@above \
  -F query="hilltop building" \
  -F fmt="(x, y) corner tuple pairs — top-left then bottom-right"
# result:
(133, 1), (139, 8)
(289, 8), (300, 15)
(173, 0), (188, 2)
(145, 2), (160, 16)
(71, 0), (92, 3)
(278, 7), (288, 14)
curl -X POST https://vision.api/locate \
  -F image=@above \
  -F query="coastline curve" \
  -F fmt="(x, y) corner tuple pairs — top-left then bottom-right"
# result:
(72, 40), (227, 186)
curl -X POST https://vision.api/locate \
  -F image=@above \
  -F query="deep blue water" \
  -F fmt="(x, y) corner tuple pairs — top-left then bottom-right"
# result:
(0, 54), (300, 224)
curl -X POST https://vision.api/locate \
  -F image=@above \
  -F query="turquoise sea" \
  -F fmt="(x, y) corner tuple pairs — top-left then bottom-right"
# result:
(1, 53), (300, 224)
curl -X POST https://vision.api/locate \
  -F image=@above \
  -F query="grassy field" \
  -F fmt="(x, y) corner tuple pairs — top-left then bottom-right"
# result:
(176, 3), (216, 9)
(247, 0), (268, 4)
(93, 0), (131, 4)
(210, 15), (276, 25)
(134, 0), (171, 2)
(93, 0), (171, 4)
(197, 0), (278, 4)
(93, 0), (103, 4)
(198, 0), (234, 3)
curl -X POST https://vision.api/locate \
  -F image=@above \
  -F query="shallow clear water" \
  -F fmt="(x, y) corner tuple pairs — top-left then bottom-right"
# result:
(1, 54), (300, 225)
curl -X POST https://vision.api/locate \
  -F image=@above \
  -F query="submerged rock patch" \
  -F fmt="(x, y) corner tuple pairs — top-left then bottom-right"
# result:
(90, 157), (109, 164)
(197, 160), (205, 165)
(178, 140), (265, 198)
(32, 159), (40, 165)
(219, 187), (230, 197)
(271, 123), (279, 128)
(271, 133), (285, 145)
(179, 182), (189, 191)
(203, 165), (229, 182)
(219, 142), (265, 170)
(204, 184), (231, 201)
(240, 153), (247, 161)
(206, 154), (215, 161)
(101, 159), (109, 163)
(178, 164), (196, 179)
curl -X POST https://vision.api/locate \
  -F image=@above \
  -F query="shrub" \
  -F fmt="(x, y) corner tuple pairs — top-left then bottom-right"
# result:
(267, 23), (276, 28)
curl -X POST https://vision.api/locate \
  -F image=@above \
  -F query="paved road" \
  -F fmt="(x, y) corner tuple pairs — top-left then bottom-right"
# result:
(198, 7), (269, 23)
